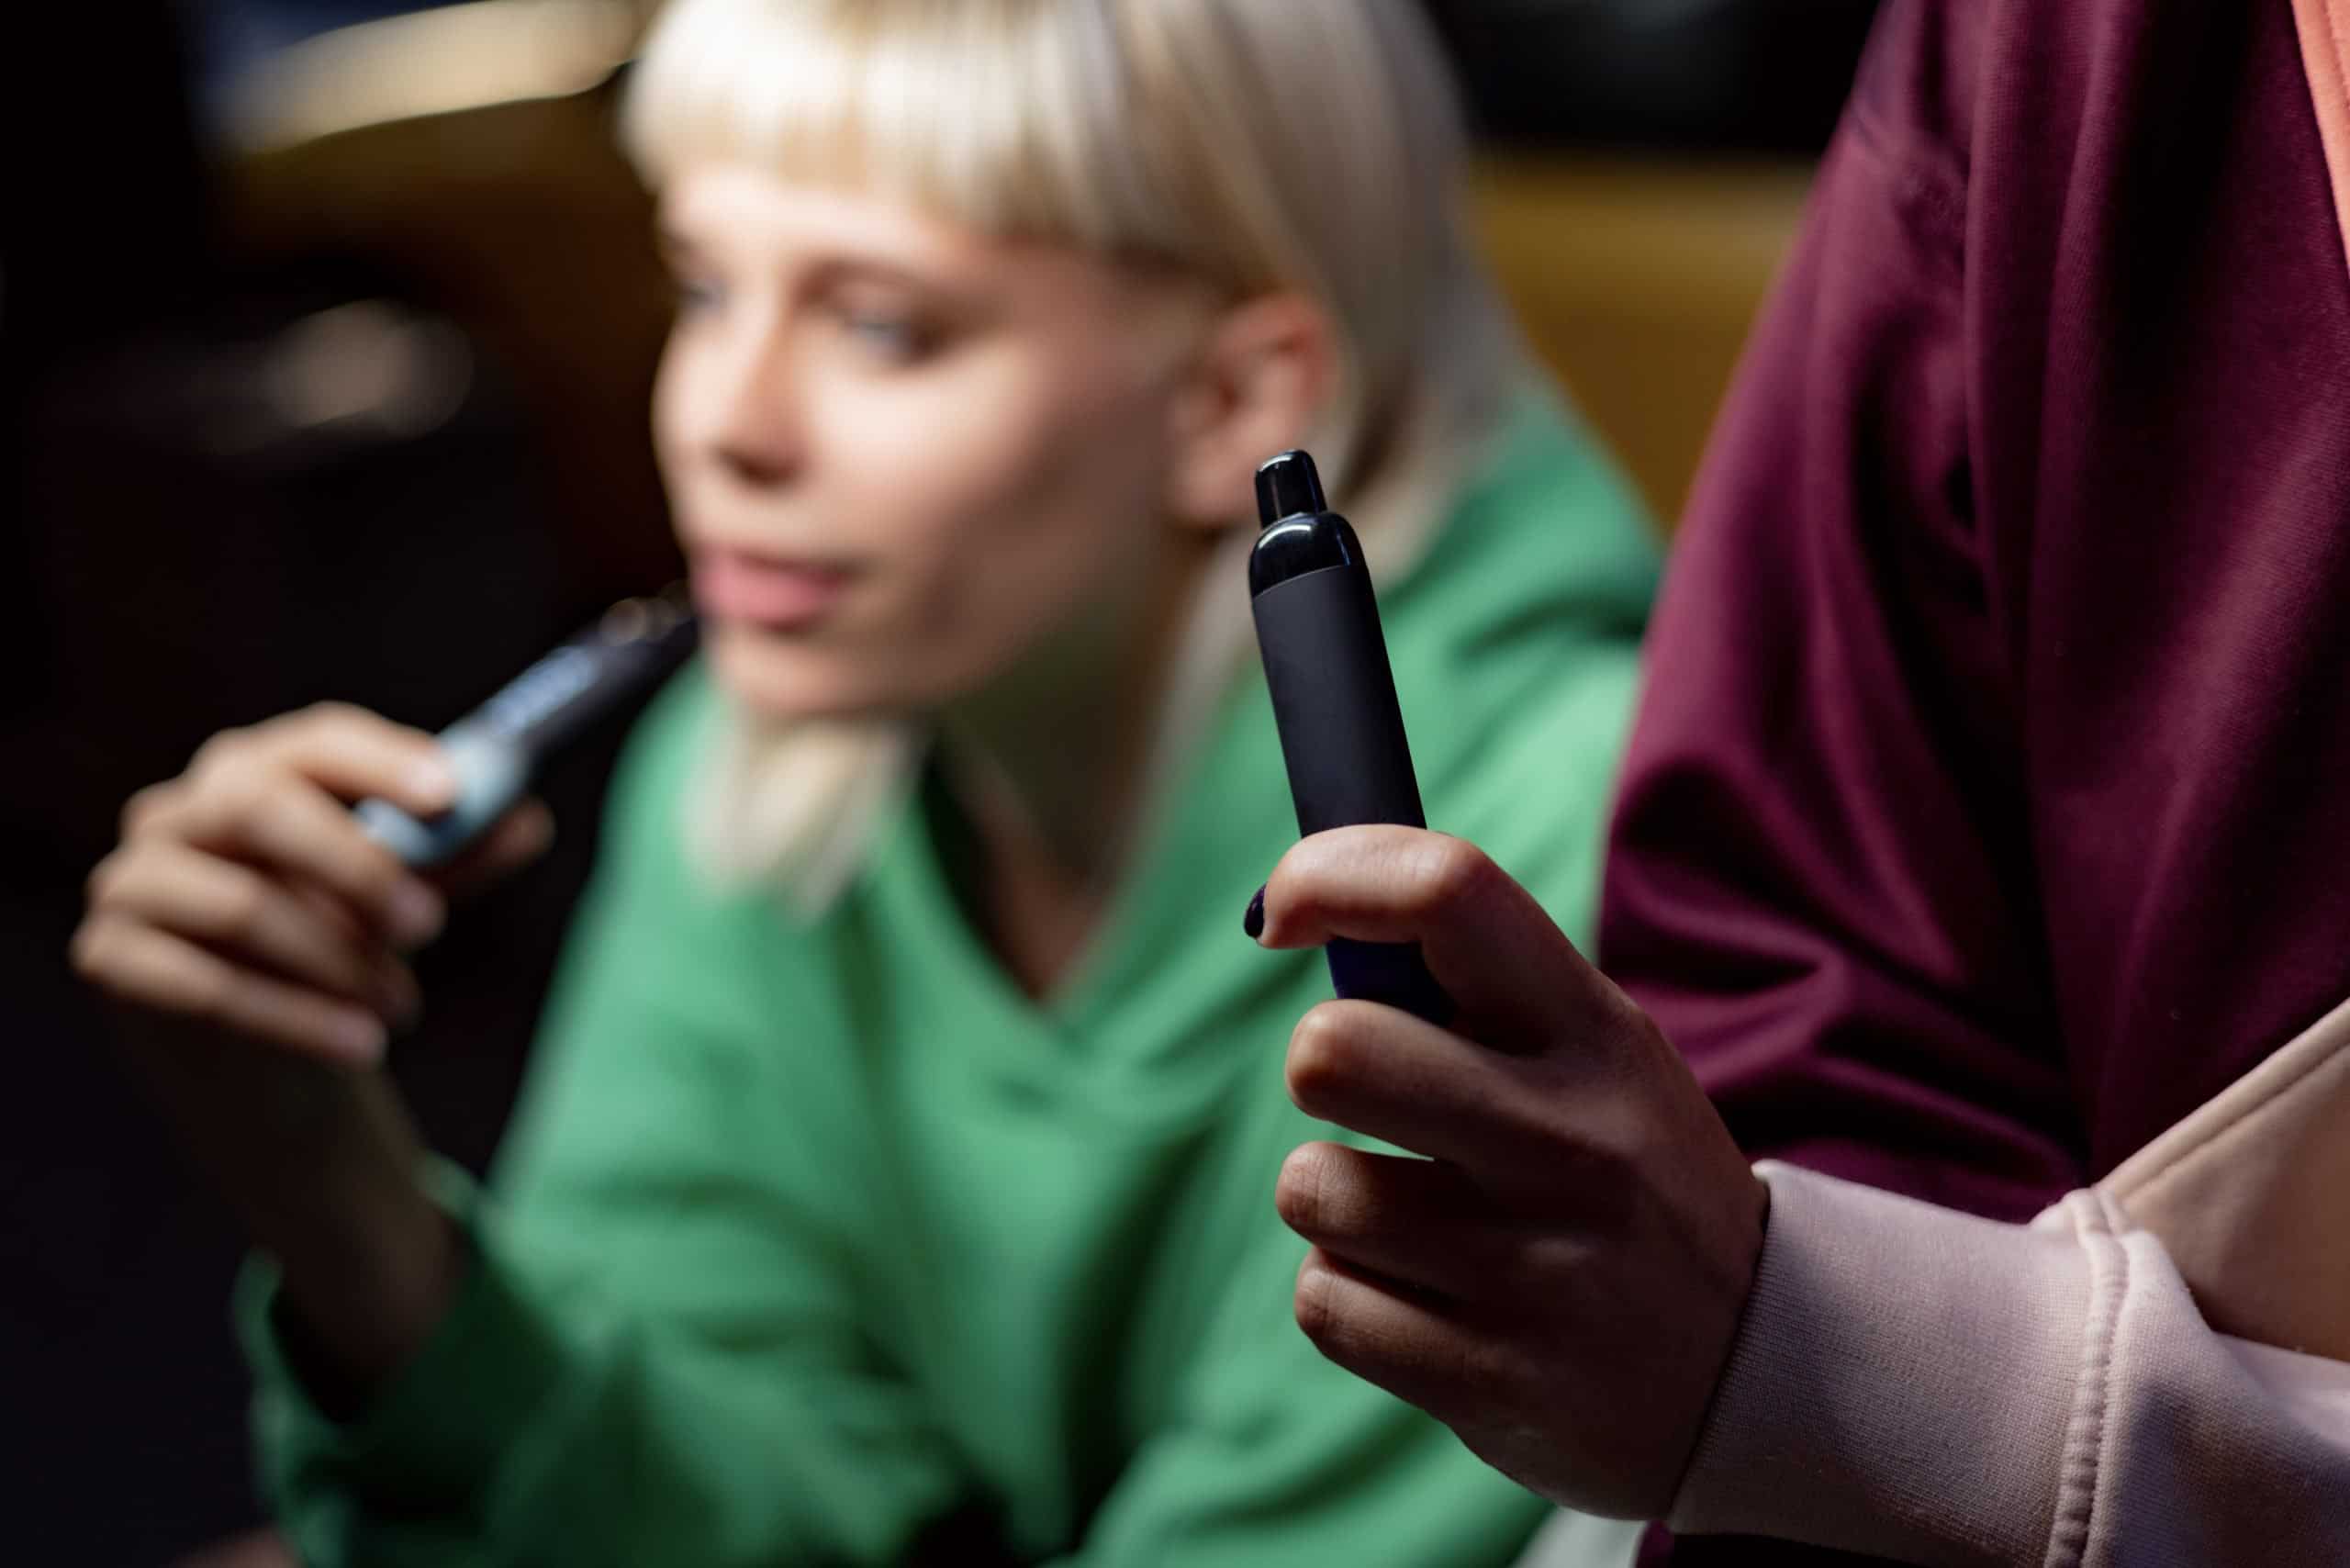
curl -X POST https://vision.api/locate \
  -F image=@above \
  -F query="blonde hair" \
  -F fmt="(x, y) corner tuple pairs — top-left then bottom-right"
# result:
(622, 0), (1532, 907)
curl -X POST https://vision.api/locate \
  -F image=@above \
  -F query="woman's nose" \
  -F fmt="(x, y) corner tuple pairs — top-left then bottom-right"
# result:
(715, 421), (797, 488)
(701, 336), (803, 488)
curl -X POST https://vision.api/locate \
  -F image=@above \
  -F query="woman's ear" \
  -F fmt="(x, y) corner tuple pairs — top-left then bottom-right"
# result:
(1162, 291), (1338, 532)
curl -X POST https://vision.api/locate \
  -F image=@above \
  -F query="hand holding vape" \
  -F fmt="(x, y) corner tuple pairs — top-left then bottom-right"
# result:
(355, 586), (699, 868)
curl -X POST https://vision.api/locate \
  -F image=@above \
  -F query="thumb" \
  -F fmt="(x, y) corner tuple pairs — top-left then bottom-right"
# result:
(426, 799), (554, 902)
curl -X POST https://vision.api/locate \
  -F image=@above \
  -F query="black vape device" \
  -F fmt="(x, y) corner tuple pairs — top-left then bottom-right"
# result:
(1248, 450), (1453, 1024)
(355, 586), (699, 868)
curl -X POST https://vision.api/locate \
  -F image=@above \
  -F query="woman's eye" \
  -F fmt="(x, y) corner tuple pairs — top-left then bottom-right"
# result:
(835, 308), (932, 364)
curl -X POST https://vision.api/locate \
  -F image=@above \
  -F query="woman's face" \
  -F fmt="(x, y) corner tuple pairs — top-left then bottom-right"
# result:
(654, 163), (1219, 722)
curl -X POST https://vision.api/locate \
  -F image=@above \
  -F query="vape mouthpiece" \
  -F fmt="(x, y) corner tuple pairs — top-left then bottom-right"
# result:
(1255, 449), (1327, 529)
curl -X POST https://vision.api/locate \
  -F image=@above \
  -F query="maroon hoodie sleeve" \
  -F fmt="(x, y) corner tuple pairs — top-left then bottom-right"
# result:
(1598, 2), (2083, 1223)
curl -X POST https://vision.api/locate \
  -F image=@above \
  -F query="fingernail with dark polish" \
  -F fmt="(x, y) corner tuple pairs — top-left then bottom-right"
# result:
(1243, 884), (1266, 941)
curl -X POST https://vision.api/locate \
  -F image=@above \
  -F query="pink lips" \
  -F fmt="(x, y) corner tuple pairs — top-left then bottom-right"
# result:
(690, 547), (853, 629)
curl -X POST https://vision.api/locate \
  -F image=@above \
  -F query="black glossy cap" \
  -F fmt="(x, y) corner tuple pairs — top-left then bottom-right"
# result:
(1255, 449), (1327, 528)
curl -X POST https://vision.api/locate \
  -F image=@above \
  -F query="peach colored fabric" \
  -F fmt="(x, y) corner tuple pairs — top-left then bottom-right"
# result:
(1668, 1167), (2350, 1566)
(2293, 0), (2350, 267)
(2103, 992), (2350, 1361)
(1660, 995), (2350, 1563)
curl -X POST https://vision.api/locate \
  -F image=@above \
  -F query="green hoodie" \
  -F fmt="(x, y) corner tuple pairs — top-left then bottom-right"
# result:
(242, 397), (1660, 1567)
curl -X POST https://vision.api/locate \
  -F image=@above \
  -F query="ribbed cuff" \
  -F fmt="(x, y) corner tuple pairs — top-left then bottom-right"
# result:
(1665, 1163), (2089, 1565)
(237, 1159), (568, 1509)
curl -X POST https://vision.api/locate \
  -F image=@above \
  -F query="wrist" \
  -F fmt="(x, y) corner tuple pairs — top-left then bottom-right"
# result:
(129, 1032), (463, 1405)
(271, 1191), (465, 1417)
(258, 1081), (464, 1407)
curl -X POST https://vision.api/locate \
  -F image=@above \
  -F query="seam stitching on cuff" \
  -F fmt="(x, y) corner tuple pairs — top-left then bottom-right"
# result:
(2042, 1192), (2129, 1568)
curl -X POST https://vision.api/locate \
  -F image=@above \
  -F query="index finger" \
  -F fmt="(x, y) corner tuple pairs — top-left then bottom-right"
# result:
(248, 703), (459, 815)
(1258, 826), (1613, 1049)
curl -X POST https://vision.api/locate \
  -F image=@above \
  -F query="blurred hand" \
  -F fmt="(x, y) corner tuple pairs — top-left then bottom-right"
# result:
(73, 700), (550, 1065)
(71, 701), (554, 1395)
(1257, 826), (1767, 1519)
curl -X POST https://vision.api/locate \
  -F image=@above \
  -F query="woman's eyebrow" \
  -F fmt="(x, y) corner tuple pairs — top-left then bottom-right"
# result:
(800, 250), (952, 292)
(651, 224), (979, 306)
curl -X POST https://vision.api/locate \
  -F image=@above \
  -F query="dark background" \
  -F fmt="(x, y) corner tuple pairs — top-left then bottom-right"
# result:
(2, 3), (1875, 1560)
